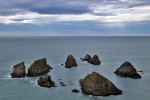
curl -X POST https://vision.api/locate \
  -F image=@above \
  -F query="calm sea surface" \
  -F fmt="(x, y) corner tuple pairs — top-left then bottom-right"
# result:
(0, 36), (150, 100)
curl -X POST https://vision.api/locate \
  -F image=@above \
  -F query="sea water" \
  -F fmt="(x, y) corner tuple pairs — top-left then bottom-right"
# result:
(0, 36), (150, 100)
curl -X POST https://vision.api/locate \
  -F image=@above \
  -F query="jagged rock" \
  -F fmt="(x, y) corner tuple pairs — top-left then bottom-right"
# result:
(80, 72), (122, 96)
(72, 89), (80, 93)
(11, 62), (26, 78)
(88, 55), (101, 65)
(65, 55), (77, 68)
(115, 61), (141, 79)
(82, 54), (91, 61)
(37, 75), (56, 88)
(27, 58), (52, 77)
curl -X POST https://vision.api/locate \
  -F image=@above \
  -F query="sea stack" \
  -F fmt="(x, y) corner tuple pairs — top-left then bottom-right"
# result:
(37, 75), (56, 88)
(88, 55), (101, 65)
(115, 61), (141, 79)
(80, 72), (122, 96)
(11, 62), (26, 78)
(65, 55), (77, 68)
(82, 54), (91, 61)
(27, 58), (52, 77)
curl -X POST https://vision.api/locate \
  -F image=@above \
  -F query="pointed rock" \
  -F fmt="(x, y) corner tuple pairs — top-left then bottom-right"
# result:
(37, 75), (56, 88)
(88, 55), (101, 65)
(82, 54), (91, 61)
(11, 62), (26, 78)
(65, 55), (77, 68)
(80, 72), (122, 96)
(115, 61), (141, 79)
(27, 58), (52, 77)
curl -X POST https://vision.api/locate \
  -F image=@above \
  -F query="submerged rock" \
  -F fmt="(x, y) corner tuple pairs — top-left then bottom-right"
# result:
(60, 82), (66, 86)
(88, 55), (101, 65)
(37, 75), (56, 88)
(27, 58), (52, 77)
(80, 72), (122, 96)
(82, 54), (91, 61)
(114, 61), (141, 79)
(11, 62), (26, 78)
(65, 55), (77, 68)
(72, 89), (80, 93)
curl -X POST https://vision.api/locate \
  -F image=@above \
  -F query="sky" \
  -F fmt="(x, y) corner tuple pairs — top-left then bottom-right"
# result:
(0, 0), (150, 36)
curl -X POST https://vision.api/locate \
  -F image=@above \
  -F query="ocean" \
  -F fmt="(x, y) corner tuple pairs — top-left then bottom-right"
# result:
(0, 36), (150, 100)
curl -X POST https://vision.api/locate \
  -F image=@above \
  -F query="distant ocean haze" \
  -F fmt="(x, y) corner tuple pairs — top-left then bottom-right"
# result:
(0, 36), (150, 100)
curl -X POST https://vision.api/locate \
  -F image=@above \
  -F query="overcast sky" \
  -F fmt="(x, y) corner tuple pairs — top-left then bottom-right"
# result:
(0, 0), (150, 36)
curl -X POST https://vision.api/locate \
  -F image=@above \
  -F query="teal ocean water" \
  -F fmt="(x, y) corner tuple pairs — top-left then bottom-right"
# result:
(0, 36), (150, 100)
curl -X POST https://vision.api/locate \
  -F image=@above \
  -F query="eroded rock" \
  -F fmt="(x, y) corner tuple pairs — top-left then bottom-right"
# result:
(11, 62), (26, 78)
(88, 55), (101, 65)
(80, 72), (122, 96)
(27, 58), (52, 77)
(115, 61), (141, 79)
(65, 55), (77, 68)
(82, 54), (91, 61)
(37, 75), (56, 88)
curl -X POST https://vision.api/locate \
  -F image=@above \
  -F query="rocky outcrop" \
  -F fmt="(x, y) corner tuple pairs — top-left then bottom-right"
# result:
(80, 72), (122, 96)
(11, 62), (26, 78)
(88, 55), (101, 65)
(37, 75), (56, 88)
(82, 54), (91, 61)
(27, 58), (52, 77)
(65, 55), (77, 68)
(114, 61), (141, 79)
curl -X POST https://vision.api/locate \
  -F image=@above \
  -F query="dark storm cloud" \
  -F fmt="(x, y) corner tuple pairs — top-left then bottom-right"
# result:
(30, 6), (90, 14)
(0, 0), (150, 15)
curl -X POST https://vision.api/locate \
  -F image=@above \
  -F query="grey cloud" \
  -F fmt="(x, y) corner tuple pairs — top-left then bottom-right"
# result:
(0, 0), (150, 15)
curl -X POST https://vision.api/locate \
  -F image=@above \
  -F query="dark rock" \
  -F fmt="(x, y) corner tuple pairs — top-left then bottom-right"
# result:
(61, 64), (64, 66)
(27, 58), (52, 77)
(80, 58), (82, 60)
(37, 75), (56, 88)
(60, 82), (66, 86)
(65, 55), (77, 68)
(82, 54), (91, 61)
(115, 61), (141, 79)
(80, 72), (122, 96)
(88, 55), (101, 65)
(11, 62), (26, 78)
(138, 71), (143, 73)
(72, 89), (80, 93)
